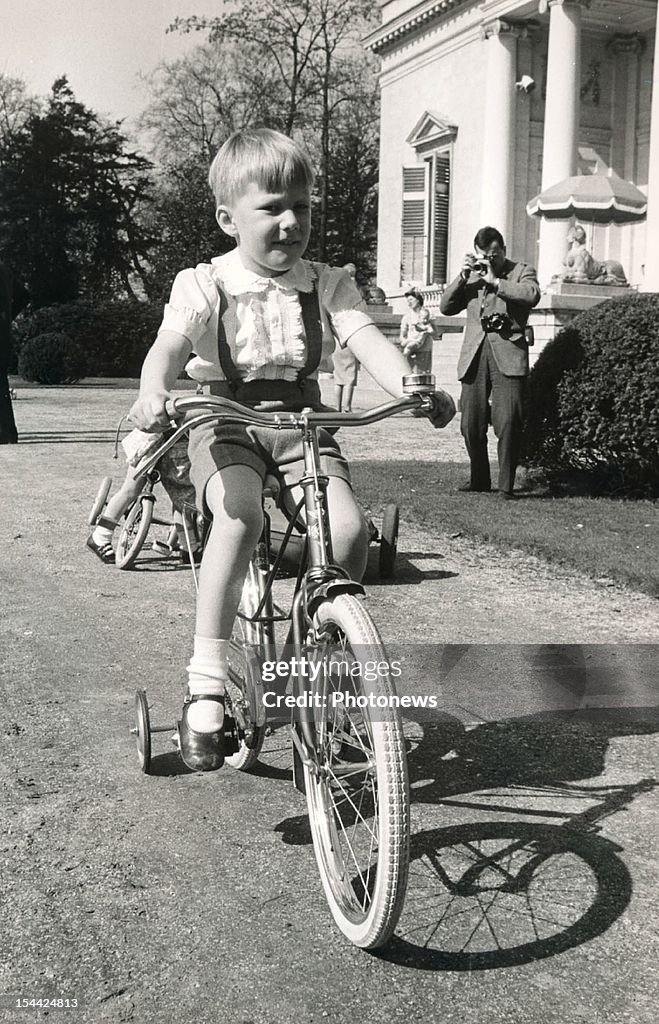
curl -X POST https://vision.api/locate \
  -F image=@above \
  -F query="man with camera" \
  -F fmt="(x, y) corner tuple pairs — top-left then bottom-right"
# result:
(440, 226), (540, 497)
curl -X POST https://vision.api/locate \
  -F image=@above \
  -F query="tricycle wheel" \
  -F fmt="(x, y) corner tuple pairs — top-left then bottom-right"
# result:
(378, 503), (399, 579)
(134, 689), (152, 774)
(88, 476), (112, 525)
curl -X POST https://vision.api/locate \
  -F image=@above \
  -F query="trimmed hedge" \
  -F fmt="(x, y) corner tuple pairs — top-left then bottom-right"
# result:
(18, 332), (88, 385)
(11, 299), (164, 378)
(522, 293), (659, 496)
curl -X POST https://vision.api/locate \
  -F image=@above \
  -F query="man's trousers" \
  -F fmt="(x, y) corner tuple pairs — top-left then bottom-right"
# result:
(459, 338), (525, 493)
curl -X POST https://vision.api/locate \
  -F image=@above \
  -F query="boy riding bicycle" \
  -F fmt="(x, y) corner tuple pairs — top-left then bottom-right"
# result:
(129, 128), (455, 773)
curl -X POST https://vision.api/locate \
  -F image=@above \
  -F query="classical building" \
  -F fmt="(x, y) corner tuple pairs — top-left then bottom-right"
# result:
(364, 0), (659, 336)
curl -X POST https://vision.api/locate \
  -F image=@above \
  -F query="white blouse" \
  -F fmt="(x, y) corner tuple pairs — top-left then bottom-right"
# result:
(159, 248), (374, 383)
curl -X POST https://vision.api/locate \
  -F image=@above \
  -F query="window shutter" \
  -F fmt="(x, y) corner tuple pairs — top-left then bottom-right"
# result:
(432, 154), (450, 285)
(401, 166), (427, 282)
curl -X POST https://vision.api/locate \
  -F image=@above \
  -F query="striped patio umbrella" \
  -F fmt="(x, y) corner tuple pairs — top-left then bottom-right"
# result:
(526, 172), (647, 225)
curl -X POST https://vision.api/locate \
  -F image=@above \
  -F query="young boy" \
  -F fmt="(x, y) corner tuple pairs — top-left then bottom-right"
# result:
(129, 128), (454, 772)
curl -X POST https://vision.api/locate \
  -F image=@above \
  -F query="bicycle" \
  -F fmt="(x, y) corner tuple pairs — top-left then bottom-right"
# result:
(131, 373), (441, 949)
(88, 432), (199, 570)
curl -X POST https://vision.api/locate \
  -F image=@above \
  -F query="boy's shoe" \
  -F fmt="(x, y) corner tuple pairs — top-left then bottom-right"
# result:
(178, 694), (226, 771)
(179, 547), (203, 566)
(86, 534), (115, 564)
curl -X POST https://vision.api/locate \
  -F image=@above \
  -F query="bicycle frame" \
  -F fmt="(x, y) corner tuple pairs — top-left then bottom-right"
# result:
(135, 389), (433, 765)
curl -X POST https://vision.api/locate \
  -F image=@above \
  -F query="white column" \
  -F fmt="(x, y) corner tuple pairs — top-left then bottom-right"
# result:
(641, 20), (659, 292)
(607, 34), (645, 273)
(480, 19), (523, 241)
(537, 0), (591, 286)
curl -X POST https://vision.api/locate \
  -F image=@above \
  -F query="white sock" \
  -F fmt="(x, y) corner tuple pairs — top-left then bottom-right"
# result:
(92, 524), (114, 546)
(186, 637), (229, 732)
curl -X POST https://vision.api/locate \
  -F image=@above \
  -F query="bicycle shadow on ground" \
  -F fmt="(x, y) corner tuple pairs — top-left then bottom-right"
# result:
(275, 642), (659, 966)
(381, 813), (636, 970)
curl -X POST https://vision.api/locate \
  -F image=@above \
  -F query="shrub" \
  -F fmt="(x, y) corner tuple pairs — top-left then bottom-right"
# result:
(11, 299), (164, 377)
(18, 332), (88, 385)
(522, 293), (659, 496)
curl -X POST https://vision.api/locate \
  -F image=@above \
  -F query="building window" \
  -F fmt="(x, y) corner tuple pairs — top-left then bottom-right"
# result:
(401, 150), (451, 286)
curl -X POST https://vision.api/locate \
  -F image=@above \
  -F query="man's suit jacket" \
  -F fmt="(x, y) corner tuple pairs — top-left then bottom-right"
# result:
(440, 258), (540, 380)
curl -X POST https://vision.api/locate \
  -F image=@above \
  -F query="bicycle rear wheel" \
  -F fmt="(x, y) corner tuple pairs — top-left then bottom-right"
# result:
(115, 495), (154, 570)
(225, 565), (267, 771)
(304, 594), (409, 949)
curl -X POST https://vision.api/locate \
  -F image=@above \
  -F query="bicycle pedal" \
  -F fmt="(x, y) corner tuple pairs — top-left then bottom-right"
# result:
(223, 714), (240, 756)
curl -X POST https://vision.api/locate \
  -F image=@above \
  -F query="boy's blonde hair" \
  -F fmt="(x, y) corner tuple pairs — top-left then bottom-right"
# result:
(208, 128), (315, 207)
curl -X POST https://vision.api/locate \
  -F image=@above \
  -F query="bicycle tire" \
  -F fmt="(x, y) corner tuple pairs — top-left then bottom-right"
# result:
(378, 504), (399, 580)
(88, 476), (113, 526)
(115, 495), (154, 570)
(304, 593), (409, 949)
(133, 689), (152, 774)
(225, 566), (267, 771)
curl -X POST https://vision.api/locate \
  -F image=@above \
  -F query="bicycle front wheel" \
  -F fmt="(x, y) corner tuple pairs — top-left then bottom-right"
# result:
(304, 594), (409, 949)
(116, 495), (154, 570)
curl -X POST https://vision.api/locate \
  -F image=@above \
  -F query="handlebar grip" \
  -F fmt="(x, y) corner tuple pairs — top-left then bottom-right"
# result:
(164, 398), (179, 420)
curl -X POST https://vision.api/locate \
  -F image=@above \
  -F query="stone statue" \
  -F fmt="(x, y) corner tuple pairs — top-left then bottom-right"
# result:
(558, 225), (628, 286)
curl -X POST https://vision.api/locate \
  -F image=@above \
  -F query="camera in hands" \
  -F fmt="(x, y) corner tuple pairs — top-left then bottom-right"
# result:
(480, 312), (512, 334)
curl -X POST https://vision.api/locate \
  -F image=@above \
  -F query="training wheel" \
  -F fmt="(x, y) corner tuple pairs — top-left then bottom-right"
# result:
(133, 689), (152, 774)
(378, 503), (399, 580)
(88, 476), (112, 525)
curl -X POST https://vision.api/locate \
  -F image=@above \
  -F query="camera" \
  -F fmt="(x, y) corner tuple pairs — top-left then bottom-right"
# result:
(481, 312), (511, 334)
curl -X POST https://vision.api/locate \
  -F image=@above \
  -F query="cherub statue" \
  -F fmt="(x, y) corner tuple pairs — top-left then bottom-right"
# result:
(559, 225), (628, 286)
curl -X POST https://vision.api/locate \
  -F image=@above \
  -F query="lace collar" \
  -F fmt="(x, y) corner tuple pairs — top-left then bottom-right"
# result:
(212, 248), (316, 295)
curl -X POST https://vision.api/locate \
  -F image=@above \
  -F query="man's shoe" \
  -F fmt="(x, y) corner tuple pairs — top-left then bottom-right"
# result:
(177, 694), (225, 772)
(457, 483), (492, 493)
(499, 490), (516, 500)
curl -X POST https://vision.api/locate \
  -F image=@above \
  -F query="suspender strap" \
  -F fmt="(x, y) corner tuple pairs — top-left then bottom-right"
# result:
(215, 273), (323, 392)
(215, 286), (241, 390)
(297, 281), (323, 383)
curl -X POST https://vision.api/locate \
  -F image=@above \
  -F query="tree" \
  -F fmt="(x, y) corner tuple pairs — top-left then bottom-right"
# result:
(0, 78), (154, 306)
(171, 0), (379, 260)
(143, 159), (231, 302)
(138, 43), (286, 165)
(0, 74), (40, 148)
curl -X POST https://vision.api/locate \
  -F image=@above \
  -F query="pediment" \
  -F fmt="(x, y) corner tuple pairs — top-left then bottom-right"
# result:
(406, 110), (458, 149)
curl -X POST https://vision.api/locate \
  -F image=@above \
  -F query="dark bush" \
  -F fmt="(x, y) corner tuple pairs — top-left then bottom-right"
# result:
(18, 332), (88, 384)
(522, 293), (659, 496)
(11, 299), (164, 377)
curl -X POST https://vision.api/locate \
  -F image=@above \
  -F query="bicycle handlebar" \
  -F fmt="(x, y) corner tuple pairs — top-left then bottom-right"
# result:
(163, 391), (430, 430)
(134, 385), (439, 477)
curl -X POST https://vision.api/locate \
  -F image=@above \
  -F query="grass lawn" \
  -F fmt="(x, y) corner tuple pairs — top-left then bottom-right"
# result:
(351, 459), (659, 598)
(8, 378), (659, 599)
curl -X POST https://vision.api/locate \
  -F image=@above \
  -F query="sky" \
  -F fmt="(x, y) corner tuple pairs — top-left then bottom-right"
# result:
(0, 0), (210, 130)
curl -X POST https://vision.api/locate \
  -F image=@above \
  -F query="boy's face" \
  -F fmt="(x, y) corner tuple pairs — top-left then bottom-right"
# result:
(217, 181), (311, 277)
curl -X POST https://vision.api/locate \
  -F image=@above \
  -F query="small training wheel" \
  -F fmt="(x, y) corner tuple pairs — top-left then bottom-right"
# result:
(88, 476), (112, 525)
(379, 503), (399, 580)
(133, 689), (152, 774)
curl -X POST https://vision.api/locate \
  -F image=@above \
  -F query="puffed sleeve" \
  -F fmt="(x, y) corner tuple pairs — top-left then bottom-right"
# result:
(158, 265), (219, 346)
(320, 267), (374, 348)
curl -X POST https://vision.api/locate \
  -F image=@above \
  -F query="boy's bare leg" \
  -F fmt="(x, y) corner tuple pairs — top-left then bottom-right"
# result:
(185, 464), (263, 735)
(334, 384), (344, 411)
(343, 382), (355, 413)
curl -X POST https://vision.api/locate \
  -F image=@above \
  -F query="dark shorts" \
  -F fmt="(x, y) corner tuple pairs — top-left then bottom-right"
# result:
(188, 419), (351, 514)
